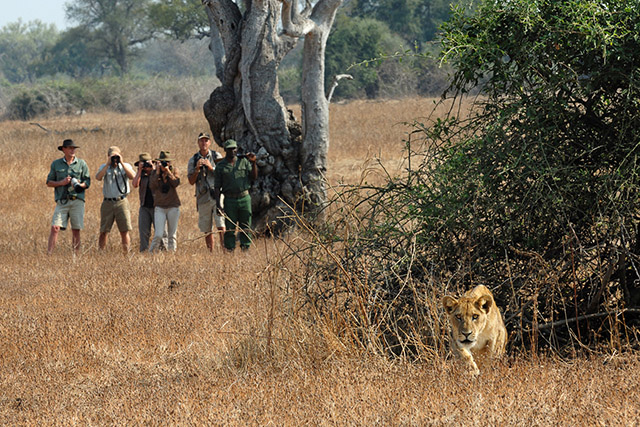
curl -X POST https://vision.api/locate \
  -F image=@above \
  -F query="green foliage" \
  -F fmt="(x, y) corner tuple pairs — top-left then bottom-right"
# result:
(325, 14), (407, 98)
(6, 89), (50, 120)
(65, 0), (154, 74)
(278, 67), (302, 104)
(348, 0), (467, 45)
(148, 0), (209, 40)
(41, 27), (106, 78)
(294, 0), (640, 356)
(0, 20), (59, 83)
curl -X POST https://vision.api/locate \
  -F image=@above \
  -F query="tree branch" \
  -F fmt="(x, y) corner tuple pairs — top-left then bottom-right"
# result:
(327, 74), (353, 103)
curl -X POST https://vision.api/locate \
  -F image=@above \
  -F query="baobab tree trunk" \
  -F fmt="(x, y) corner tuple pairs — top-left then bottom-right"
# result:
(201, 0), (342, 233)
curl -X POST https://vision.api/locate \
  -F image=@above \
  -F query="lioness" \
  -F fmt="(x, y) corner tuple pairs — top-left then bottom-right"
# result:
(442, 285), (507, 375)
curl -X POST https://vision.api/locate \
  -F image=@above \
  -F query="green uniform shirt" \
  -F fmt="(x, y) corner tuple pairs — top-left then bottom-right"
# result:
(213, 157), (253, 195)
(47, 157), (91, 202)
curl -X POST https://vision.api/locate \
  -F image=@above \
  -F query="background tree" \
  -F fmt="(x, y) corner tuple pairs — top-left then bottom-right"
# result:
(348, 0), (458, 46)
(41, 27), (104, 78)
(0, 20), (58, 83)
(324, 14), (405, 99)
(65, 0), (154, 74)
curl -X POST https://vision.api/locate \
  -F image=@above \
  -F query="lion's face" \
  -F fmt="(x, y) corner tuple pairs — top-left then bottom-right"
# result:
(443, 294), (492, 349)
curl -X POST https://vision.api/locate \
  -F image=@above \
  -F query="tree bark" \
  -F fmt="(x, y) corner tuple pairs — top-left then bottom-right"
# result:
(202, 0), (341, 233)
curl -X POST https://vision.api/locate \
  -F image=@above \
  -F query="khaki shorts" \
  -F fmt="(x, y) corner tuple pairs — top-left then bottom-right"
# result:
(197, 197), (225, 232)
(51, 199), (85, 230)
(100, 197), (132, 233)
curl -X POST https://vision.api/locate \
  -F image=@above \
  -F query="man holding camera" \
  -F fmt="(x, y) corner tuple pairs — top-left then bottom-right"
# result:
(46, 139), (90, 255)
(95, 146), (136, 253)
(213, 139), (258, 251)
(187, 132), (225, 251)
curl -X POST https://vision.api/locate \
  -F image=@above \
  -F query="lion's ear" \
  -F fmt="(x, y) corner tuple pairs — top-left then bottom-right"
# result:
(475, 295), (493, 314)
(443, 296), (458, 314)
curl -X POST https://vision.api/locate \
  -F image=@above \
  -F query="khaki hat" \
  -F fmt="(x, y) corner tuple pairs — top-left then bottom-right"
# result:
(58, 139), (80, 151)
(223, 139), (238, 149)
(198, 132), (211, 140)
(134, 152), (152, 166)
(108, 146), (122, 158)
(156, 150), (173, 162)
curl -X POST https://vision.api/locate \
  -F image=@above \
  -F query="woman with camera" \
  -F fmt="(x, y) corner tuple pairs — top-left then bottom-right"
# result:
(148, 151), (181, 252)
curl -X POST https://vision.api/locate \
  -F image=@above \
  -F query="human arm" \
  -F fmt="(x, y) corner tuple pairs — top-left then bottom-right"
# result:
(47, 176), (72, 188)
(132, 164), (143, 188)
(246, 153), (258, 181)
(188, 155), (213, 185)
(95, 164), (108, 181)
(159, 164), (181, 187)
(122, 162), (136, 180)
(76, 160), (90, 190)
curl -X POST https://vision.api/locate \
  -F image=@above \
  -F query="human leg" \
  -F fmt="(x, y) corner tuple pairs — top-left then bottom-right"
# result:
(149, 207), (167, 252)
(71, 229), (81, 255)
(138, 206), (153, 252)
(114, 199), (132, 253)
(119, 231), (130, 253)
(48, 202), (69, 255)
(99, 200), (115, 250)
(48, 226), (61, 255)
(213, 195), (226, 250)
(165, 207), (180, 251)
(223, 196), (239, 250)
(68, 200), (85, 255)
(236, 194), (253, 249)
(198, 198), (215, 251)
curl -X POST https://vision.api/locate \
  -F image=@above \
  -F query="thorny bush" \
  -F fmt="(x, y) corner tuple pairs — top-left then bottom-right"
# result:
(281, 0), (640, 359)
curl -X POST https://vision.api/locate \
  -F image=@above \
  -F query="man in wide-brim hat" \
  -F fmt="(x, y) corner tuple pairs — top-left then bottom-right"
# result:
(46, 138), (90, 255)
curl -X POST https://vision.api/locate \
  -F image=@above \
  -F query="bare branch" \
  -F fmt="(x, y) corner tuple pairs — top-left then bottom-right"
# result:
(327, 74), (353, 103)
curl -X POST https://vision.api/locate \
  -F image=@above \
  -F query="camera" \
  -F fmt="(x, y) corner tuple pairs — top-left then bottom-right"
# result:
(111, 155), (121, 166)
(143, 161), (152, 168)
(70, 177), (84, 193)
(161, 160), (169, 167)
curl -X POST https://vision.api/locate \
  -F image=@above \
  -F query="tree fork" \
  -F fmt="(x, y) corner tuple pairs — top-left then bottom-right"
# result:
(201, 0), (342, 233)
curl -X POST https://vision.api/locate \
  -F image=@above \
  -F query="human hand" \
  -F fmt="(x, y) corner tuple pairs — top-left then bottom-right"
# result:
(246, 152), (257, 163)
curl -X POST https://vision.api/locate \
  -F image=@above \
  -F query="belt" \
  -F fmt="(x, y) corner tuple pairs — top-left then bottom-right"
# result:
(68, 195), (78, 201)
(224, 190), (249, 199)
(104, 195), (127, 201)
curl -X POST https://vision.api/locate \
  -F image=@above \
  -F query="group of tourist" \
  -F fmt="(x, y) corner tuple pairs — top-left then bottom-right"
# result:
(46, 133), (257, 255)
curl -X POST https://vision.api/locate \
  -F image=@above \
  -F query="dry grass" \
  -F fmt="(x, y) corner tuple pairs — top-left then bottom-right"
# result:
(1, 98), (639, 424)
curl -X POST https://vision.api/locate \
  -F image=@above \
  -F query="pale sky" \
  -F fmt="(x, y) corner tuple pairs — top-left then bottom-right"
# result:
(0, 0), (69, 30)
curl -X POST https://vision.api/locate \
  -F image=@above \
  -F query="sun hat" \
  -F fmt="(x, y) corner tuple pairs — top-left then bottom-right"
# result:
(156, 150), (173, 162)
(198, 132), (211, 140)
(107, 146), (122, 158)
(223, 139), (238, 149)
(58, 139), (80, 151)
(134, 152), (152, 166)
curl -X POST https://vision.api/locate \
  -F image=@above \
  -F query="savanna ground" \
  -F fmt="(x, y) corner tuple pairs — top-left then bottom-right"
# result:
(1, 98), (639, 425)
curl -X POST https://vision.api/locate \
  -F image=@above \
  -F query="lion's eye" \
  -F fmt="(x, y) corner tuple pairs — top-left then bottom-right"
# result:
(455, 315), (462, 320)
(472, 314), (479, 320)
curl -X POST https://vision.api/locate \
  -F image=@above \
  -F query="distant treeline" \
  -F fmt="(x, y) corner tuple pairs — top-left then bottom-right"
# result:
(0, 0), (476, 120)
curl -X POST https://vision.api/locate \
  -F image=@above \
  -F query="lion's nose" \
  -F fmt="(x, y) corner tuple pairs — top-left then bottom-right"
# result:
(462, 331), (472, 338)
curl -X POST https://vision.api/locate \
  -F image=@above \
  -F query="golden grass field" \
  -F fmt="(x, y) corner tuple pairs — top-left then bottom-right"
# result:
(1, 98), (639, 425)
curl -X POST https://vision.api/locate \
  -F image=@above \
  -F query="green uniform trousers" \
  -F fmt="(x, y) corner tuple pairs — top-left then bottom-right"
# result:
(223, 193), (252, 250)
